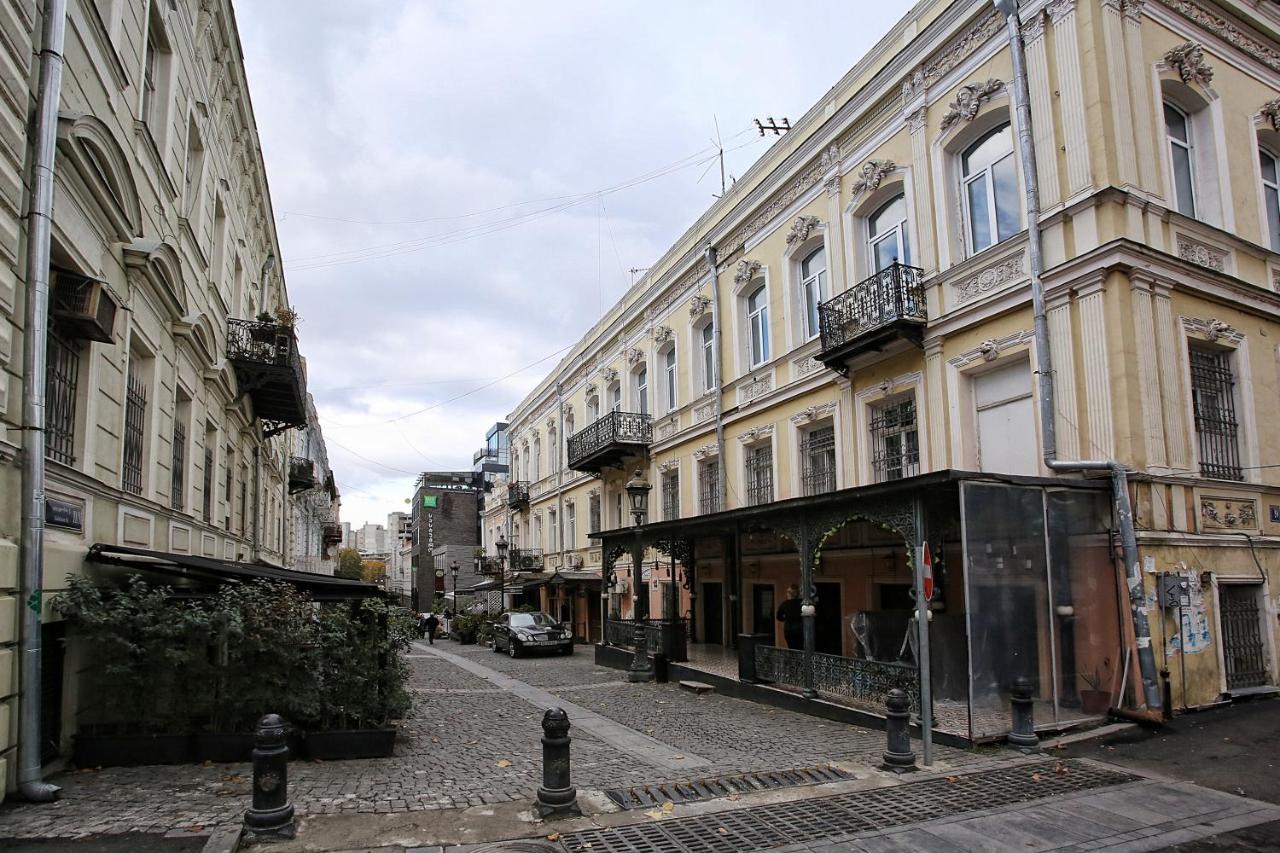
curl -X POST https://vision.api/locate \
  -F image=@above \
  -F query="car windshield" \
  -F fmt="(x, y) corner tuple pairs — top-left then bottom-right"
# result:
(509, 612), (556, 628)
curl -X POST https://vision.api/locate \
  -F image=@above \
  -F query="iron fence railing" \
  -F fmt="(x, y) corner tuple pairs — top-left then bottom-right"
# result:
(567, 410), (652, 468)
(816, 263), (926, 354)
(754, 643), (920, 714)
(226, 318), (303, 372)
(605, 617), (688, 661)
(509, 547), (543, 570)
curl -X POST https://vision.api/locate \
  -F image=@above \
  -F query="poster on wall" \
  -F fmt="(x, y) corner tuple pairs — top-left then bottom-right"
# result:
(1166, 572), (1211, 656)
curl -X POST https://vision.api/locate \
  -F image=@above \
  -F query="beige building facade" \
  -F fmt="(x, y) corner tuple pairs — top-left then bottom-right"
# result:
(489, 0), (1280, 738)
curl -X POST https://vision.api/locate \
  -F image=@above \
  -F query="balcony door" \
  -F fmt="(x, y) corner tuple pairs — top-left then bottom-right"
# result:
(975, 360), (1038, 476)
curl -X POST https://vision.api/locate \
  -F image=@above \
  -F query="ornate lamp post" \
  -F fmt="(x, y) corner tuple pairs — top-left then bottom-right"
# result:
(450, 560), (460, 616)
(496, 533), (508, 614)
(624, 469), (653, 683)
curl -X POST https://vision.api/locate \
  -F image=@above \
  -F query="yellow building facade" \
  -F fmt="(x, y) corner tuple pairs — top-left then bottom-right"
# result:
(488, 0), (1280, 737)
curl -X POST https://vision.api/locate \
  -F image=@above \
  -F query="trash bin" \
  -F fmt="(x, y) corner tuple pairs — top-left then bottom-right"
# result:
(653, 653), (669, 684)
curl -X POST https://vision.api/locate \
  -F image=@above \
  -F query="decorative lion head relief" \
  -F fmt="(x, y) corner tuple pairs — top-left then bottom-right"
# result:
(785, 215), (821, 248)
(979, 339), (1001, 362)
(940, 79), (1005, 132)
(1164, 42), (1214, 88)
(1206, 319), (1235, 342)
(734, 259), (762, 285)
(625, 347), (644, 366)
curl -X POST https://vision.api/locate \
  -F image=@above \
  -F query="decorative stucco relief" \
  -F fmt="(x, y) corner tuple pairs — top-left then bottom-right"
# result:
(1176, 235), (1227, 272)
(739, 374), (774, 403)
(1163, 42), (1214, 88)
(850, 159), (896, 196)
(940, 79), (1006, 132)
(790, 402), (837, 425)
(902, 8), (1003, 101)
(785, 215), (822, 248)
(1200, 497), (1258, 531)
(951, 250), (1025, 304)
(1154, 0), (1280, 75)
(688, 294), (711, 319)
(1261, 98), (1280, 132)
(737, 424), (775, 444)
(734, 259), (762, 285)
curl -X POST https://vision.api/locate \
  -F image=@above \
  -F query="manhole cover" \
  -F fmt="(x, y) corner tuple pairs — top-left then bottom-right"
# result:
(604, 765), (853, 809)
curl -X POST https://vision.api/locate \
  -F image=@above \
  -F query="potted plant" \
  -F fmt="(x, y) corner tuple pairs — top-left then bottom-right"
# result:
(1079, 669), (1112, 715)
(274, 305), (300, 328)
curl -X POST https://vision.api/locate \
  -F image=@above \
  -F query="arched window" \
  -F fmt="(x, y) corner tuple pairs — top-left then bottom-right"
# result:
(747, 285), (770, 367)
(700, 322), (716, 392)
(587, 394), (599, 422)
(532, 437), (541, 480)
(961, 123), (1018, 253)
(1165, 102), (1195, 217)
(1262, 147), (1280, 251)
(547, 427), (557, 473)
(663, 346), (678, 411)
(799, 247), (827, 340)
(609, 382), (621, 412)
(634, 366), (649, 415)
(869, 194), (910, 272)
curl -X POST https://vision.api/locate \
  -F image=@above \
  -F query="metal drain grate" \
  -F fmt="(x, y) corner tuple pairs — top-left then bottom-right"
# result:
(605, 765), (854, 809)
(560, 759), (1138, 852)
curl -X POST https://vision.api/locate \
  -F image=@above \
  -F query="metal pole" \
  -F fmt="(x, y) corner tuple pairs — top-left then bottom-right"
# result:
(912, 501), (933, 766)
(17, 0), (67, 802)
(703, 244), (727, 512)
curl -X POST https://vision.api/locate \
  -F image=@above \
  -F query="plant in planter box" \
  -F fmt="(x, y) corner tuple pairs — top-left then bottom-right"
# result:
(1079, 668), (1113, 715)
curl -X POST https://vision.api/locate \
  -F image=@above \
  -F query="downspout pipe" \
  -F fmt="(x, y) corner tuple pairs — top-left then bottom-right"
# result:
(998, 1), (1161, 712)
(17, 0), (68, 802)
(556, 381), (565, 570)
(704, 244), (727, 511)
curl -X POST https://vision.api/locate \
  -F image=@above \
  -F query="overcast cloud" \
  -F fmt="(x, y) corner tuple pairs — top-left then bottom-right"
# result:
(234, 1), (906, 527)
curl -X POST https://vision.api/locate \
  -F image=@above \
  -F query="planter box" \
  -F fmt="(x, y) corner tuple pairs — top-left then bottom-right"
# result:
(74, 733), (191, 767)
(1080, 689), (1113, 715)
(194, 732), (305, 763)
(305, 728), (396, 760)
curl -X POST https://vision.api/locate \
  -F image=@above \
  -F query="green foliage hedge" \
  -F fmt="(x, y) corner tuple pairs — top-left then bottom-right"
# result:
(54, 575), (416, 735)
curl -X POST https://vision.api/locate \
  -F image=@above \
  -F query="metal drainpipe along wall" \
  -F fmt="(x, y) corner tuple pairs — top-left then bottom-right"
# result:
(16, 0), (67, 803)
(252, 445), (262, 561)
(704, 245), (727, 511)
(556, 381), (565, 571)
(999, 2), (1160, 711)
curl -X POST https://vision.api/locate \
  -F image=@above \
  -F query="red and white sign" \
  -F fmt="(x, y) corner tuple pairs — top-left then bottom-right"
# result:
(921, 542), (934, 601)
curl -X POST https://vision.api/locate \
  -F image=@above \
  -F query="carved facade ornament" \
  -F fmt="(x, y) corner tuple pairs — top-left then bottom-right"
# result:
(584, 382), (597, 397)
(734, 259), (762, 285)
(1206, 319), (1235, 342)
(906, 107), (927, 135)
(1046, 0), (1077, 23)
(1121, 0), (1144, 21)
(722, 150), (833, 256)
(740, 374), (774, 402)
(651, 325), (672, 344)
(952, 250), (1025, 304)
(1154, 0), (1280, 74)
(940, 79), (1006, 132)
(601, 367), (618, 383)
(1176, 235), (1227, 272)
(1200, 497), (1259, 530)
(1261, 98), (1280, 131)
(1021, 11), (1047, 43)
(790, 402), (838, 425)
(979, 339), (1001, 362)
(737, 424), (775, 444)
(819, 143), (840, 171)
(1164, 42), (1214, 88)
(562, 403), (573, 417)
(546, 417), (557, 431)
(1180, 315), (1243, 346)
(625, 347), (644, 366)
(785, 215), (822, 248)
(693, 400), (716, 423)
(692, 443), (719, 460)
(793, 355), (823, 378)
(658, 459), (679, 473)
(949, 330), (1035, 368)
(901, 8), (1003, 102)
(850, 159), (896, 196)
(688, 294), (711, 319)
(1272, 268), (1280, 294)
(587, 487), (600, 498)
(824, 175), (840, 198)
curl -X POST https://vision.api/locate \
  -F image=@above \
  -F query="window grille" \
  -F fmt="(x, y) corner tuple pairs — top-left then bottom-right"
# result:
(1189, 345), (1242, 481)
(870, 396), (919, 483)
(122, 362), (147, 496)
(171, 418), (186, 510)
(698, 460), (721, 514)
(662, 472), (679, 521)
(589, 494), (601, 533)
(202, 445), (214, 523)
(800, 425), (836, 495)
(46, 329), (80, 465)
(745, 443), (774, 506)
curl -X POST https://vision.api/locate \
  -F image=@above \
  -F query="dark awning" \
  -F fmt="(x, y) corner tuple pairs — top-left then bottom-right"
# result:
(86, 543), (384, 601)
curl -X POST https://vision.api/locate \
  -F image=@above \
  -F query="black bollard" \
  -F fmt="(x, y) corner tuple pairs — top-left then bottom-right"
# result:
(880, 688), (917, 773)
(535, 708), (581, 818)
(243, 714), (295, 840)
(627, 622), (653, 683)
(1008, 676), (1041, 754)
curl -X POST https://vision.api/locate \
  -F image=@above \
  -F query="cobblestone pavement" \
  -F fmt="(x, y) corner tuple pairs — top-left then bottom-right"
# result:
(0, 639), (989, 841)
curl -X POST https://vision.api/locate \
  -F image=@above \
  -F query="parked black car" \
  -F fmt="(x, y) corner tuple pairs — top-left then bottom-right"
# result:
(492, 611), (573, 658)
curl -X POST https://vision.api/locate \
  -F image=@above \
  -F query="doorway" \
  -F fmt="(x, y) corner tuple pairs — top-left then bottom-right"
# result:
(702, 581), (724, 645)
(815, 581), (842, 655)
(751, 583), (775, 638)
(1220, 584), (1269, 690)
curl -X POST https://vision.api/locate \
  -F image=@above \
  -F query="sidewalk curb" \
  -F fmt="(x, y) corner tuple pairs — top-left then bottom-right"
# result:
(201, 823), (244, 853)
(1041, 722), (1136, 750)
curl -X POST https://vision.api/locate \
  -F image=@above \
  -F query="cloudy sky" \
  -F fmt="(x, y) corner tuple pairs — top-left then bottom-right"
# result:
(235, 1), (906, 527)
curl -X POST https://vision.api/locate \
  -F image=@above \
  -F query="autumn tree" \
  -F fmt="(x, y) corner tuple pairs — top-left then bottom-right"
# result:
(336, 548), (363, 580)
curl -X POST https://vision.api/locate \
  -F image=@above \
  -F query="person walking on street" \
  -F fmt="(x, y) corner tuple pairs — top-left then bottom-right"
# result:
(776, 584), (804, 650)
(424, 612), (440, 644)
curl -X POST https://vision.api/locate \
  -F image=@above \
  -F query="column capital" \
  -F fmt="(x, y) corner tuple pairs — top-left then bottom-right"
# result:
(1073, 270), (1108, 299)
(1048, 0), (1078, 23)
(924, 337), (945, 357)
(905, 106), (927, 135)
(1022, 11), (1047, 44)
(1128, 269), (1157, 293)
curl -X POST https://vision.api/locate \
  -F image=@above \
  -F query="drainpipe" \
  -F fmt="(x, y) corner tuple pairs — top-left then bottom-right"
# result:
(704, 244), (727, 511)
(556, 381), (565, 570)
(16, 0), (68, 802)
(257, 254), (275, 317)
(251, 445), (262, 560)
(998, 0), (1160, 712)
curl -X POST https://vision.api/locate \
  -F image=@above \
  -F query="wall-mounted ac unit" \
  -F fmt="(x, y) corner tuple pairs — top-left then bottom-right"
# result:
(519, 554), (538, 569)
(52, 272), (119, 343)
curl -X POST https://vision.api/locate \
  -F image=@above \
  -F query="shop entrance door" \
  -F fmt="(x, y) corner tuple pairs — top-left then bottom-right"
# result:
(702, 582), (724, 645)
(1221, 584), (1269, 690)
(815, 582), (843, 655)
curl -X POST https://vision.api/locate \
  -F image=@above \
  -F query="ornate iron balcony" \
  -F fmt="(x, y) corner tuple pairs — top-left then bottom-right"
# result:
(322, 522), (343, 545)
(816, 263), (926, 374)
(288, 456), (316, 494)
(566, 410), (652, 474)
(509, 547), (543, 570)
(227, 319), (308, 437)
(507, 480), (530, 509)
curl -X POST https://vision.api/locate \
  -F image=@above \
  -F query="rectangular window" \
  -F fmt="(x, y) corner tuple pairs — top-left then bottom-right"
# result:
(664, 348), (677, 411)
(661, 471), (679, 521)
(46, 328), (81, 465)
(239, 476), (247, 535)
(202, 429), (215, 523)
(1189, 344), (1242, 480)
(170, 415), (186, 510)
(224, 447), (235, 529)
(548, 510), (557, 551)
(701, 323), (716, 391)
(698, 459), (721, 514)
(745, 443), (774, 506)
(589, 494), (601, 534)
(566, 503), (576, 549)
(800, 424), (836, 496)
(975, 361), (1038, 476)
(122, 358), (147, 496)
(870, 395), (919, 483)
(141, 25), (158, 126)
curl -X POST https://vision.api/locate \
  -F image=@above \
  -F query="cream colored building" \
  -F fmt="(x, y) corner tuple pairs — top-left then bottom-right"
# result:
(491, 0), (1280, 740)
(0, 0), (338, 793)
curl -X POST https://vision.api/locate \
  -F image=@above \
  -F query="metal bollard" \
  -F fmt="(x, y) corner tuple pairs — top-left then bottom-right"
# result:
(535, 708), (581, 818)
(243, 713), (296, 840)
(1008, 676), (1041, 754)
(880, 688), (917, 773)
(627, 622), (653, 683)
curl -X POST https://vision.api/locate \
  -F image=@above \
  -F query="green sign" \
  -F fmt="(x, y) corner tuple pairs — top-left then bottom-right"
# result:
(423, 495), (438, 508)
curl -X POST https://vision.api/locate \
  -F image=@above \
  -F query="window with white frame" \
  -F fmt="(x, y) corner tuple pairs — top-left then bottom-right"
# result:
(799, 423), (836, 496)
(744, 442), (774, 506)
(663, 346), (677, 411)
(961, 123), (1019, 253)
(588, 492), (601, 533)
(1165, 102), (1196, 218)
(587, 395), (599, 422)
(747, 285), (770, 367)
(1260, 146), (1280, 251)
(869, 395), (919, 482)
(534, 514), (543, 550)
(548, 509), (558, 551)
(868, 194), (911, 272)
(661, 469), (679, 520)
(699, 321), (716, 392)
(634, 366), (649, 415)
(1188, 342), (1243, 481)
(799, 247), (827, 340)
(548, 427), (558, 473)
(609, 382), (621, 412)
(698, 458), (721, 514)
(614, 492), (624, 527)
(565, 503), (576, 549)
(532, 436), (541, 480)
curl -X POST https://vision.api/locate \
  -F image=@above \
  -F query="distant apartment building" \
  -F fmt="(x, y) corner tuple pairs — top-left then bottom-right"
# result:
(409, 471), (484, 610)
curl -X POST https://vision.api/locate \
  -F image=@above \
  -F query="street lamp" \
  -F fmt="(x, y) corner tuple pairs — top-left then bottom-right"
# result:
(450, 560), (460, 617)
(624, 469), (653, 683)
(496, 533), (508, 615)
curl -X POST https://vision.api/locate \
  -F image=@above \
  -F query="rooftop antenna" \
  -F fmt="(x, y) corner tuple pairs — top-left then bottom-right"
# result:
(754, 116), (791, 136)
(629, 267), (650, 286)
(699, 115), (728, 198)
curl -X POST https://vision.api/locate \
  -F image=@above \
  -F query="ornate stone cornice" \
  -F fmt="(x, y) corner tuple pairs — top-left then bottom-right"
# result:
(736, 424), (775, 444)
(940, 79), (1005, 132)
(722, 144), (838, 257)
(734, 259), (762, 285)
(688, 294), (711, 319)
(692, 443), (719, 460)
(902, 7), (1003, 101)
(1153, 0), (1280, 75)
(850, 159), (896, 196)
(1164, 42), (1214, 88)
(784, 215), (821, 248)
(789, 402), (837, 425)
(1260, 98), (1280, 131)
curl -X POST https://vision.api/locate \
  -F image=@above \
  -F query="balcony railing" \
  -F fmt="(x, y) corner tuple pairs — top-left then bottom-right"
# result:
(322, 522), (343, 545)
(605, 617), (688, 662)
(507, 481), (530, 509)
(566, 410), (652, 473)
(227, 319), (308, 436)
(816, 263), (926, 372)
(288, 456), (316, 494)
(509, 547), (543, 570)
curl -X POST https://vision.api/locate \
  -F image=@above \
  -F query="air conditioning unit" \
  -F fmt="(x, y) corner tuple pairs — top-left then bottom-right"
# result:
(52, 272), (119, 343)
(519, 554), (538, 569)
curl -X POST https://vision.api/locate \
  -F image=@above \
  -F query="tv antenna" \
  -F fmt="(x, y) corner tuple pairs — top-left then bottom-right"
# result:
(755, 116), (791, 136)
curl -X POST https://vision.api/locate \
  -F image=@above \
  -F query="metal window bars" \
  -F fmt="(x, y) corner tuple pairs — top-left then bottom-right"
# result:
(662, 473), (680, 521)
(45, 329), (80, 465)
(589, 494), (601, 533)
(816, 263), (926, 353)
(870, 396), (919, 483)
(800, 425), (836, 496)
(122, 363), (147, 496)
(698, 460), (721, 514)
(171, 418), (186, 510)
(1189, 345), (1243, 481)
(745, 444), (774, 506)
(202, 446), (214, 523)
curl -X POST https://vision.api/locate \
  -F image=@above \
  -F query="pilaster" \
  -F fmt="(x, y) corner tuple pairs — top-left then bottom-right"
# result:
(1129, 273), (1166, 468)
(1076, 276), (1115, 458)
(1045, 293), (1081, 459)
(1122, 0), (1158, 195)
(1022, 12), (1060, 209)
(1050, 0), (1092, 197)
(1152, 282), (1189, 470)
(824, 175), (846, 292)
(836, 375), (856, 487)
(1099, 0), (1138, 189)
(906, 107), (936, 273)
(924, 339), (947, 470)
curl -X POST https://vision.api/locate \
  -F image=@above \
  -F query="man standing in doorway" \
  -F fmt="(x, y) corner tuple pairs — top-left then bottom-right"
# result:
(777, 584), (804, 650)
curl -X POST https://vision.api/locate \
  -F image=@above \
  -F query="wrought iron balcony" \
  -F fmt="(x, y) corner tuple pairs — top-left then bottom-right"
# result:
(566, 410), (652, 474)
(509, 547), (543, 571)
(816, 263), (926, 375)
(288, 456), (316, 494)
(227, 319), (308, 437)
(507, 480), (530, 509)
(322, 522), (343, 545)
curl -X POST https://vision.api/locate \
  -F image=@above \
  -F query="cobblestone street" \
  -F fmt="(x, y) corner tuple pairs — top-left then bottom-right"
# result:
(0, 639), (983, 841)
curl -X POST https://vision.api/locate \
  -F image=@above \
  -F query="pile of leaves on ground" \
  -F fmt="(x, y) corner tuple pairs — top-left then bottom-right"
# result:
(54, 575), (416, 735)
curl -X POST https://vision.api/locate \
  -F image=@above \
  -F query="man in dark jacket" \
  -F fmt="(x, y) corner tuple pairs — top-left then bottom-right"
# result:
(424, 612), (440, 644)
(776, 584), (804, 649)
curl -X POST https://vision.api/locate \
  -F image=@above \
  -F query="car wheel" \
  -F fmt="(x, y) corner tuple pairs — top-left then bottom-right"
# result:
(491, 637), (502, 653)
(508, 640), (520, 658)
(561, 645), (573, 656)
